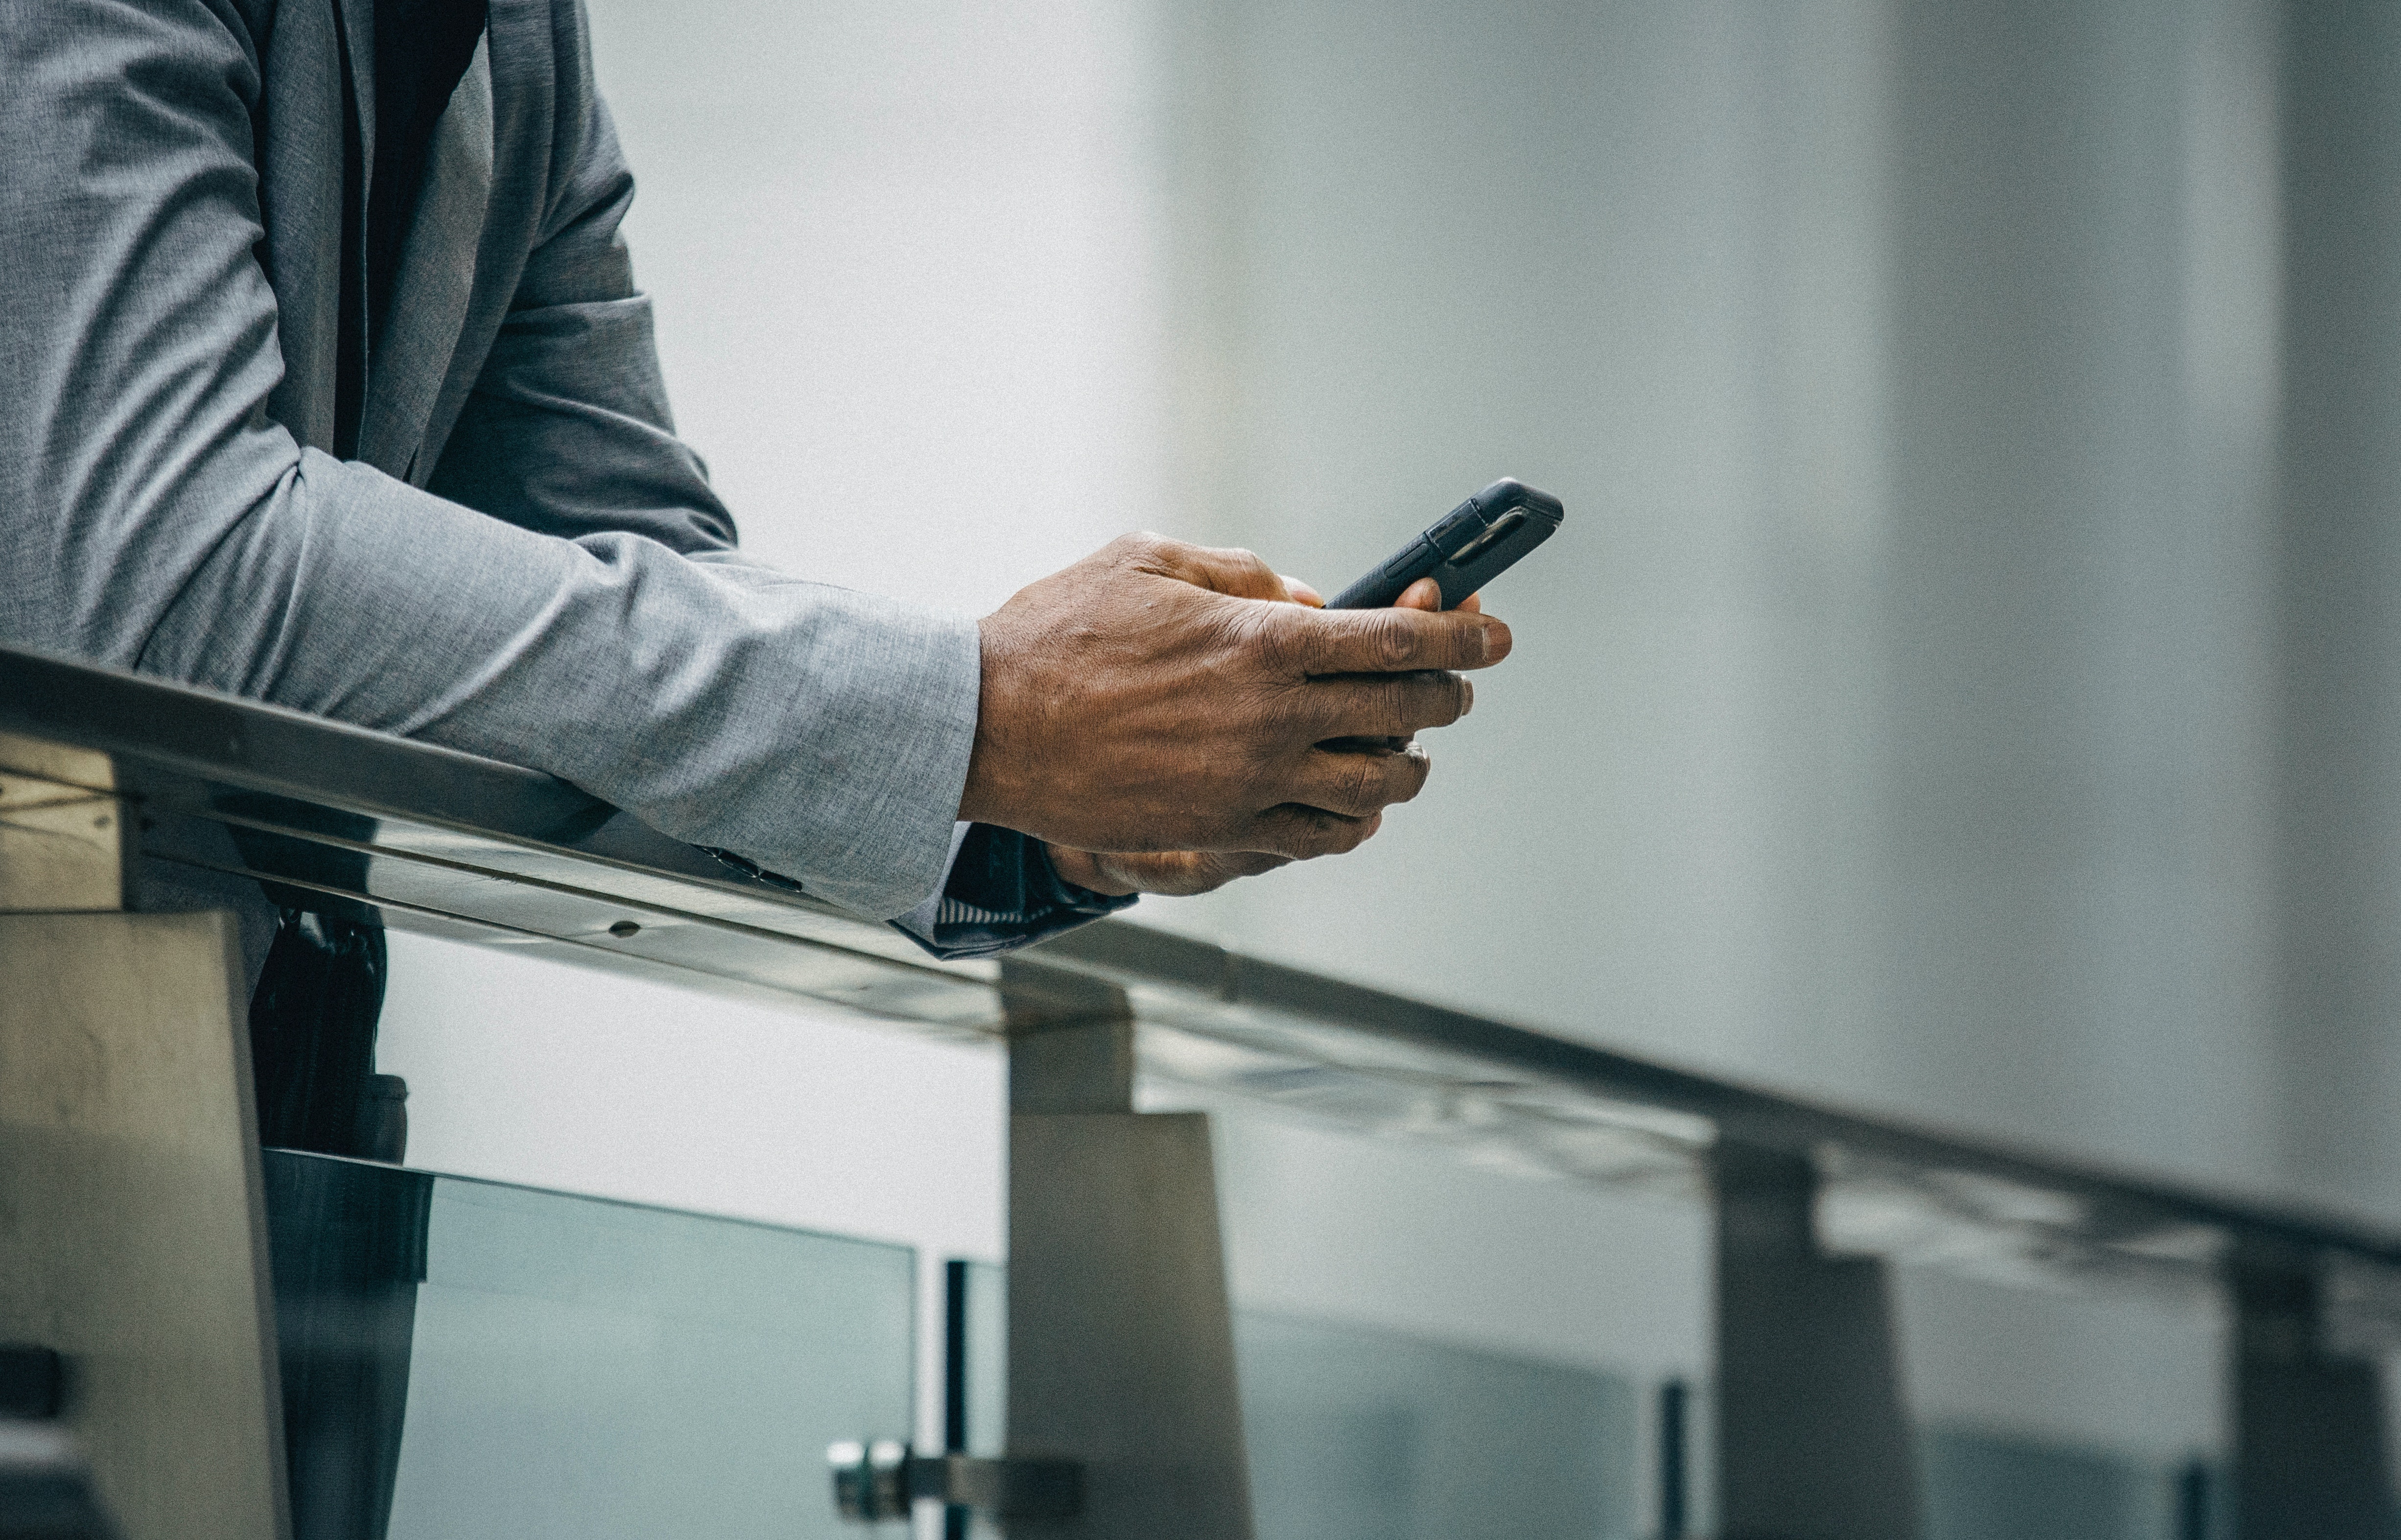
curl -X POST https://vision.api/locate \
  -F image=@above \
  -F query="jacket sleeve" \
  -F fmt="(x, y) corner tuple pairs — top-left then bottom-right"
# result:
(890, 824), (1138, 960)
(0, 0), (980, 920)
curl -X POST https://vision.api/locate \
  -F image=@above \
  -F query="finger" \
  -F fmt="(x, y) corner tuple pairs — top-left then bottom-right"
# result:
(1281, 576), (1325, 608)
(1095, 849), (1293, 897)
(1297, 671), (1473, 738)
(1397, 580), (1482, 613)
(1243, 805), (1384, 860)
(1270, 603), (1512, 676)
(1125, 536), (1291, 601)
(1044, 842), (1138, 896)
(1285, 741), (1431, 817)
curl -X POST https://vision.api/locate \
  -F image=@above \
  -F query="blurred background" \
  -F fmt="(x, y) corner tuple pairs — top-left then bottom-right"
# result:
(366, 0), (2401, 1534)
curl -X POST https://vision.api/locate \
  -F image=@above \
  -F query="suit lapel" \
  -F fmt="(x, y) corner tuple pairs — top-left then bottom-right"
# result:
(331, 0), (376, 457)
(358, 39), (494, 480)
(255, 0), (352, 453)
(417, 0), (555, 479)
(259, 0), (547, 478)
(336, 0), (376, 174)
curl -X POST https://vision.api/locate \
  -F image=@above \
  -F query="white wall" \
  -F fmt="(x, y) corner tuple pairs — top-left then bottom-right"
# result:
(589, 0), (1172, 621)
(1139, 0), (2297, 1208)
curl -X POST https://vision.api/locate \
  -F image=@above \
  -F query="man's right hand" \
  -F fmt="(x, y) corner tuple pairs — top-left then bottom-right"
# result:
(957, 534), (1512, 860)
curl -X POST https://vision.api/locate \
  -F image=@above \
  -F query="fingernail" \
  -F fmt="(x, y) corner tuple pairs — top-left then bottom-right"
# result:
(1463, 678), (1475, 716)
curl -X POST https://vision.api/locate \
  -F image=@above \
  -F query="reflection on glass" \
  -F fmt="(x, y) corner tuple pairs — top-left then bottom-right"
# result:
(936, 1257), (2228, 1540)
(264, 1151), (913, 1540)
(936, 1257), (1651, 1535)
(957, 1260), (1006, 1459)
(945, 1261), (1009, 1540)
(1236, 1313), (1640, 1540)
(1921, 1426), (2217, 1540)
(940, 1265), (1642, 1540)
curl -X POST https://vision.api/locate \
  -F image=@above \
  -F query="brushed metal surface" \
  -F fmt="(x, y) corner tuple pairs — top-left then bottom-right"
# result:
(10, 643), (2401, 1315)
(2231, 1248), (2395, 1540)
(1007, 1112), (1252, 1540)
(0, 735), (122, 913)
(0, 911), (288, 1540)
(1006, 1003), (1250, 1540)
(1715, 1143), (1920, 1540)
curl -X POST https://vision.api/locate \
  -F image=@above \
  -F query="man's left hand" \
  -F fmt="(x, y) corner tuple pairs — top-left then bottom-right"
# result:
(1042, 573), (1478, 898)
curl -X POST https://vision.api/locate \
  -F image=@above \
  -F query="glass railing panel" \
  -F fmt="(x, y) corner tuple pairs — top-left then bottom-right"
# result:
(949, 1139), (1657, 1540)
(1895, 1266), (2227, 1540)
(939, 1270), (1645, 1540)
(944, 1261), (1010, 1540)
(1920, 1425), (2214, 1540)
(263, 1151), (914, 1540)
(1236, 1312), (1641, 1540)
(957, 1260), (1007, 1459)
(1175, 1085), (1693, 1537)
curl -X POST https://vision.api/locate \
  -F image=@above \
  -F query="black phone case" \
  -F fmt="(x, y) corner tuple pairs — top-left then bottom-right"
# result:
(1326, 478), (1565, 610)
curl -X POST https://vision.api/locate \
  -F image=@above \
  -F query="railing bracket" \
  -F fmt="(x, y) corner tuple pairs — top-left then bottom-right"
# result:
(827, 1440), (1083, 1523)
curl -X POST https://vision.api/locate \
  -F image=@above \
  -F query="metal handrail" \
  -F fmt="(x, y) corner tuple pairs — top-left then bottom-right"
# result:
(5, 640), (2396, 1324)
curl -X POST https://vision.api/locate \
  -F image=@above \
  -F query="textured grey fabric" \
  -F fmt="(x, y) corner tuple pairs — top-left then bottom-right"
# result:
(0, 0), (982, 921)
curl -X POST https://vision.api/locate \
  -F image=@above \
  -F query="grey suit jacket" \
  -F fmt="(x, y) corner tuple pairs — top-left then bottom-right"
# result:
(0, 0), (981, 923)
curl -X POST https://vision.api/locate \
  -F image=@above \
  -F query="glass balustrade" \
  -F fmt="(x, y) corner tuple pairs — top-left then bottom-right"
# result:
(1237, 1312), (1641, 1540)
(262, 1150), (914, 1540)
(258, 1140), (2234, 1540)
(1917, 1426), (2218, 1540)
(946, 1257), (1642, 1540)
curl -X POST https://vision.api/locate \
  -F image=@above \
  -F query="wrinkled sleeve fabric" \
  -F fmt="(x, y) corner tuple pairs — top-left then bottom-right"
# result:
(0, 0), (980, 919)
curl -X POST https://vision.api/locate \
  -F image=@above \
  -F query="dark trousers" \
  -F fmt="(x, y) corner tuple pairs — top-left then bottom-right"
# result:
(252, 909), (423, 1540)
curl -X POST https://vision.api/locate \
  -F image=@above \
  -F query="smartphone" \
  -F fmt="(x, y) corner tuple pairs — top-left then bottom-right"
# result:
(1326, 479), (1564, 610)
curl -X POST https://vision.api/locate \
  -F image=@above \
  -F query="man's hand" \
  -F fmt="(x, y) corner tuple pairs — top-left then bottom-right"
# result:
(961, 535), (1510, 886)
(1045, 846), (1295, 898)
(1041, 573), (1486, 897)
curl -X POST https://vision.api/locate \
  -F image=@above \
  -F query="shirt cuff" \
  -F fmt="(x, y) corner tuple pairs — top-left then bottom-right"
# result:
(890, 823), (1137, 961)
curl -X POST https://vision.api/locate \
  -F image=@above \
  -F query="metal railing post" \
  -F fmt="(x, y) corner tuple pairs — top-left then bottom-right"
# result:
(999, 961), (1252, 1539)
(0, 732), (288, 1540)
(1713, 1141), (1920, 1540)
(2229, 1247), (2394, 1540)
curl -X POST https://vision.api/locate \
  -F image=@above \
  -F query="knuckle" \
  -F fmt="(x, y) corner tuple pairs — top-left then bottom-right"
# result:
(1371, 614), (1417, 670)
(1382, 673), (1456, 733)
(1341, 754), (1381, 815)
(1275, 806), (1343, 857)
(1239, 744), (1296, 806)
(1250, 813), (1305, 859)
(1251, 607), (1312, 677)
(1260, 694), (1313, 752)
(1127, 532), (1194, 568)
